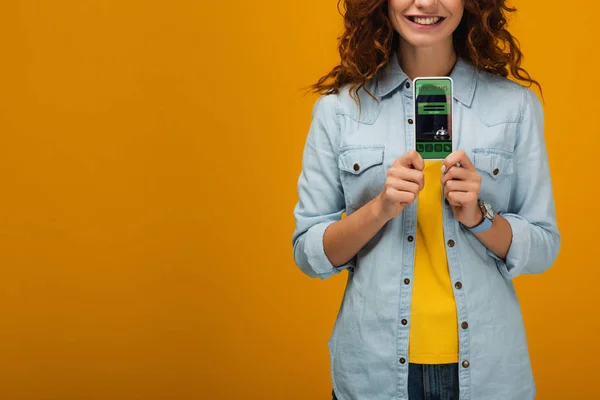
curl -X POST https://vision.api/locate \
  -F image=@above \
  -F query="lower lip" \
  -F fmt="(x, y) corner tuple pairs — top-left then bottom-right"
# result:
(405, 16), (444, 30)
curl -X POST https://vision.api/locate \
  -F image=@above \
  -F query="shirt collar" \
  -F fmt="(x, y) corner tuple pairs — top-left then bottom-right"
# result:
(375, 52), (478, 107)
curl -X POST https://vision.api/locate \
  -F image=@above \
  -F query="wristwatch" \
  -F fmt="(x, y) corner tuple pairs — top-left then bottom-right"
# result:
(468, 199), (495, 233)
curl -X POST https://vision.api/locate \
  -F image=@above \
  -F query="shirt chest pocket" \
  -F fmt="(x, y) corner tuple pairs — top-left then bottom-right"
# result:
(472, 148), (514, 212)
(338, 145), (386, 211)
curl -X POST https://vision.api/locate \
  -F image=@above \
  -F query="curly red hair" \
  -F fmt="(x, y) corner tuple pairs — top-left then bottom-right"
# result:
(311, 0), (541, 102)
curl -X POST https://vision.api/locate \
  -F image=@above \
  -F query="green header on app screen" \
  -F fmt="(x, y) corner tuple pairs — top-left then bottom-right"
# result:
(416, 79), (451, 96)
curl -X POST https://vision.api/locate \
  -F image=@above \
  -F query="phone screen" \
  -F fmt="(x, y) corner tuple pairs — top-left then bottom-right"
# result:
(414, 78), (453, 160)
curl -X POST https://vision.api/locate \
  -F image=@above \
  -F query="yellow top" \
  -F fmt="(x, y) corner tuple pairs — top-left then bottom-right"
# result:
(408, 160), (459, 364)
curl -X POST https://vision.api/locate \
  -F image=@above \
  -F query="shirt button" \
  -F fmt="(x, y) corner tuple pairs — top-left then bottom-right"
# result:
(461, 321), (469, 329)
(408, 235), (414, 242)
(404, 278), (410, 285)
(408, 118), (414, 124)
(447, 239), (455, 247)
(455, 281), (463, 289)
(493, 168), (499, 175)
(399, 357), (406, 364)
(401, 319), (408, 325)
(462, 360), (470, 368)
(353, 163), (360, 172)
(405, 82), (410, 89)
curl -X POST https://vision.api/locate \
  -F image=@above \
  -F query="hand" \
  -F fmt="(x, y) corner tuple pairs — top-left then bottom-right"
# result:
(440, 150), (483, 228)
(375, 150), (425, 221)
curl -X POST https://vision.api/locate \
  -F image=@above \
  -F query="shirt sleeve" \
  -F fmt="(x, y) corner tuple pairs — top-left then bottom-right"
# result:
(488, 88), (561, 279)
(291, 95), (355, 280)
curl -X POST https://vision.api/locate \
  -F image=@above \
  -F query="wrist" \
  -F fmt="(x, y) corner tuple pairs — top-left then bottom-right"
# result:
(461, 206), (484, 228)
(464, 199), (495, 233)
(371, 196), (394, 224)
(370, 197), (384, 222)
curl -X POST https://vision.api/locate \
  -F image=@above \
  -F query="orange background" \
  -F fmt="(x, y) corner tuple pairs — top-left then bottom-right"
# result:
(0, 1), (598, 399)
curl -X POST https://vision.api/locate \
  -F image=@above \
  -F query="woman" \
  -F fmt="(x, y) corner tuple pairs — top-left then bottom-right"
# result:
(291, 0), (560, 399)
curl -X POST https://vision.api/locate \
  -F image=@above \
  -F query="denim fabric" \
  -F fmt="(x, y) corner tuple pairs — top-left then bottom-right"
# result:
(292, 53), (560, 400)
(333, 364), (459, 400)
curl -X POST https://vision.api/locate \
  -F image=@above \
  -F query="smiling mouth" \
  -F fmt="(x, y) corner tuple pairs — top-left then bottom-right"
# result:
(406, 16), (445, 26)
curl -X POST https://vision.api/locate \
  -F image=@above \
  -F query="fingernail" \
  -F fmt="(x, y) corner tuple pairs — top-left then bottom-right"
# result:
(441, 165), (446, 174)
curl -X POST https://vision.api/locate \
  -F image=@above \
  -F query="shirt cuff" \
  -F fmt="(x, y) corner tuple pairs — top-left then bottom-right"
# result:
(305, 220), (356, 279)
(486, 213), (531, 280)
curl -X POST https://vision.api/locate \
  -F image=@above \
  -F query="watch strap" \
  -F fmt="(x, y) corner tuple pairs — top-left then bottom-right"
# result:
(468, 216), (493, 233)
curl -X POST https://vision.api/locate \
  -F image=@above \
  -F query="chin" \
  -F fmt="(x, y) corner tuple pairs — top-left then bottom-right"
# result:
(401, 35), (445, 48)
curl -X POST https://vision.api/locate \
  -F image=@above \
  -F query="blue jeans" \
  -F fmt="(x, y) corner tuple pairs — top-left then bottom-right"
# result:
(332, 363), (459, 400)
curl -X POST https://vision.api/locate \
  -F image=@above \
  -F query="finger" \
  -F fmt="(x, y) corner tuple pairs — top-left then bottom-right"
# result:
(441, 168), (481, 185)
(397, 150), (425, 171)
(442, 150), (474, 173)
(386, 177), (421, 196)
(444, 179), (480, 194)
(446, 191), (478, 207)
(386, 187), (417, 205)
(388, 167), (425, 190)
(441, 166), (469, 185)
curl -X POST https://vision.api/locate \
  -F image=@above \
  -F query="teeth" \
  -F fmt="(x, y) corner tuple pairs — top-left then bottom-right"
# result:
(413, 16), (441, 25)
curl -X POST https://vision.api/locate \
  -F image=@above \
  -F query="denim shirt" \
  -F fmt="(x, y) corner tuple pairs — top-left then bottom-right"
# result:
(291, 55), (560, 400)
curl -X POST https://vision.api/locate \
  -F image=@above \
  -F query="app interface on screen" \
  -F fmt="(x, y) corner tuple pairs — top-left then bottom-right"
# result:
(415, 78), (453, 160)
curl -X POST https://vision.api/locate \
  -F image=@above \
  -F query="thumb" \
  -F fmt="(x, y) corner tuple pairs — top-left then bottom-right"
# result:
(399, 150), (425, 171)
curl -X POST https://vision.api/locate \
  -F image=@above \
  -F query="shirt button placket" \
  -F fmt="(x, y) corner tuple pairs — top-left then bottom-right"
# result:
(448, 234), (470, 381)
(399, 78), (413, 382)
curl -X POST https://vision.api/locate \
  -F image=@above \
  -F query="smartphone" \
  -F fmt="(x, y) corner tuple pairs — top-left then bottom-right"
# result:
(413, 77), (453, 160)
